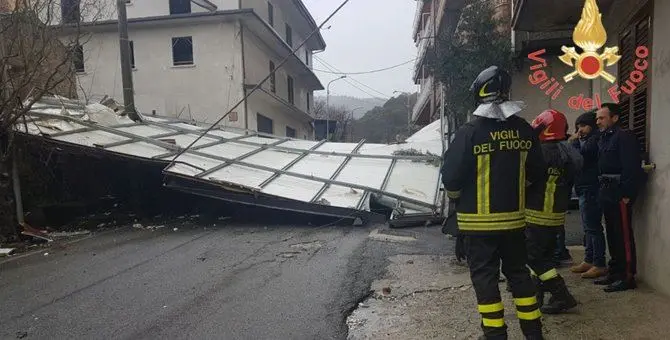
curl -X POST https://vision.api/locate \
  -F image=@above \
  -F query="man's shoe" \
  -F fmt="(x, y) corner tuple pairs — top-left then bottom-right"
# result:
(570, 262), (593, 273)
(604, 280), (637, 293)
(581, 266), (608, 279)
(593, 276), (616, 285)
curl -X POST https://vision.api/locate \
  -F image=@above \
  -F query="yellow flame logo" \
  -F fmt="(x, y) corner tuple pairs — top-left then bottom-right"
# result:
(573, 0), (607, 52)
(558, 0), (621, 83)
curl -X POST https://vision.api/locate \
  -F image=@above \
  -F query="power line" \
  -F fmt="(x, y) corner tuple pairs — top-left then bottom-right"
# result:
(315, 58), (386, 99)
(312, 58), (417, 75)
(314, 57), (391, 99)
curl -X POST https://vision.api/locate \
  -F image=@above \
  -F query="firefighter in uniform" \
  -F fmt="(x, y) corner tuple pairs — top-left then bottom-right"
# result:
(526, 110), (582, 314)
(593, 103), (644, 292)
(441, 66), (547, 340)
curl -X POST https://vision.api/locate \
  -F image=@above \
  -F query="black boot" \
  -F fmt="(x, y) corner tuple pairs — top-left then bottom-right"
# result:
(541, 276), (577, 314)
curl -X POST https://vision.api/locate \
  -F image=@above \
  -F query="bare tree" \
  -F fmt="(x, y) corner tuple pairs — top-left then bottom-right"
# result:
(0, 0), (109, 239)
(312, 99), (353, 142)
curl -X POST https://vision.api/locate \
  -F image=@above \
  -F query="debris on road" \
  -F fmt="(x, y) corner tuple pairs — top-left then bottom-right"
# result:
(20, 223), (53, 242)
(0, 248), (15, 257)
(47, 230), (91, 238)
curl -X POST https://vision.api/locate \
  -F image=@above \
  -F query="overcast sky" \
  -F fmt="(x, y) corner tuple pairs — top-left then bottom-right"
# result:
(304, 0), (418, 99)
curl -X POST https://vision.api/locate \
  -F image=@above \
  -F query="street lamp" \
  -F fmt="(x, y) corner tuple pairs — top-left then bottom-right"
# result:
(326, 75), (347, 141)
(394, 90), (411, 136)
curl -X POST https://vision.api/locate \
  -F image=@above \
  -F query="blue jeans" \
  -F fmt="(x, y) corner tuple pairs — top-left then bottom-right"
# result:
(577, 186), (606, 267)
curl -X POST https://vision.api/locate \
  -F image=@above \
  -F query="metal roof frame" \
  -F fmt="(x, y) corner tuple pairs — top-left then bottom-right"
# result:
(25, 112), (440, 212)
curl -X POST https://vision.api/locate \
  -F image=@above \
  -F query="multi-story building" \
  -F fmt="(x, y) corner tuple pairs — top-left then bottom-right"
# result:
(410, 0), (509, 132)
(54, 0), (325, 139)
(410, 0), (444, 128)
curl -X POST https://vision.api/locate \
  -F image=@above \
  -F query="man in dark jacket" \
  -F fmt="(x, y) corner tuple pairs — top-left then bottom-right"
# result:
(569, 111), (608, 279)
(593, 103), (644, 292)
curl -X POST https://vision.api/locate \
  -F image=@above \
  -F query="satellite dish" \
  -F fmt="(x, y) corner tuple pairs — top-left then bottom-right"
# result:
(190, 0), (217, 11)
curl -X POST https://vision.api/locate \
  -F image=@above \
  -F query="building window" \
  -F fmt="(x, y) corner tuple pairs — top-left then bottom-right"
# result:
(268, 2), (274, 27)
(269, 60), (276, 93)
(285, 24), (293, 47)
(306, 92), (310, 112)
(72, 44), (84, 73)
(61, 0), (80, 24)
(286, 126), (296, 138)
(305, 50), (309, 65)
(287, 76), (294, 104)
(169, 0), (191, 15)
(172, 37), (193, 66)
(617, 5), (652, 154)
(257, 113), (273, 134)
(129, 41), (135, 69)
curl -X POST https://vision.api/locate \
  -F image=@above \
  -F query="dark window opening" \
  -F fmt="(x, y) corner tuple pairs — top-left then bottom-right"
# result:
(172, 36), (193, 66)
(286, 126), (296, 138)
(617, 5), (652, 155)
(257, 113), (274, 134)
(72, 44), (84, 72)
(61, 0), (80, 24)
(169, 0), (191, 15)
(287, 76), (294, 104)
(268, 2), (274, 27)
(305, 50), (309, 65)
(269, 60), (276, 93)
(285, 24), (293, 47)
(306, 92), (310, 112)
(129, 41), (135, 69)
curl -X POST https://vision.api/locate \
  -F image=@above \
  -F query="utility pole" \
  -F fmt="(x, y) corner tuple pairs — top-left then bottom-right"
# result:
(117, 0), (141, 122)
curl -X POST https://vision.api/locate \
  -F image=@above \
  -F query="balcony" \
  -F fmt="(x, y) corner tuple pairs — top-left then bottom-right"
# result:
(412, 77), (433, 125)
(413, 17), (434, 81)
(512, 0), (615, 32)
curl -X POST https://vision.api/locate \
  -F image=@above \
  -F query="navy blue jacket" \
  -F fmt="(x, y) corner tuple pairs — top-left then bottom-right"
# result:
(597, 126), (643, 199)
(571, 132), (600, 188)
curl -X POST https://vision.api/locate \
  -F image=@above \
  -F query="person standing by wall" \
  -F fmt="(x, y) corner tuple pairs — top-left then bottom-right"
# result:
(593, 103), (644, 292)
(569, 111), (608, 278)
(442, 66), (547, 340)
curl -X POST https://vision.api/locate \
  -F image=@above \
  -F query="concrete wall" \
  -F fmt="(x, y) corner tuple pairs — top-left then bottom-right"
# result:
(54, 0), (240, 22)
(511, 59), (591, 126)
(73, 21), (246, 128)
(241, 0), (312, 65)
(246, 94), (313, 139)
(632, 0), (670, 297)
(243, 27), (313, 138)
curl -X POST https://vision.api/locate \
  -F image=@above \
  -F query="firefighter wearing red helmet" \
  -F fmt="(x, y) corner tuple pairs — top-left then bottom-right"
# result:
(526, 109), (583, 314)
(442, 66), (547, 340)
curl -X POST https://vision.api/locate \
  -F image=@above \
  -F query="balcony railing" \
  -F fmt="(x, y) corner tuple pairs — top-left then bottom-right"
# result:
(413, 17), (434, 78)
(412, 77), (433, 122)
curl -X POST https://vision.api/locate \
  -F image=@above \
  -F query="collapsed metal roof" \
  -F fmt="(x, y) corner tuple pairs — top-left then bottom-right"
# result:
(17, 97), (446, 224)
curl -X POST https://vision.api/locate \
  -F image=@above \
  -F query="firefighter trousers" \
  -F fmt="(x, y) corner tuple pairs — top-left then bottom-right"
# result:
(465, 231), (543, 339)
(525, 225), (562, 284)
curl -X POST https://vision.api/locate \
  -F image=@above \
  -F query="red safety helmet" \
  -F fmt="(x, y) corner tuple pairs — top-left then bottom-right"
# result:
(531, 109), (568, 142)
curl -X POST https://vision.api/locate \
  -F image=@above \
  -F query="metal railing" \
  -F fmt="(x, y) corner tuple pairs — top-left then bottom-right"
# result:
(412, 76), (433, 122)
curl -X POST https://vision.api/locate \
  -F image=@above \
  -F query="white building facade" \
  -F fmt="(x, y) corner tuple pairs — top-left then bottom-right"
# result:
(57, 0), (325, 139)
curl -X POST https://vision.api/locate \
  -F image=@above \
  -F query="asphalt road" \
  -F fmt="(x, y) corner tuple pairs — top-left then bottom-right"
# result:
(0, 222), (452, 340)
(0, 209), (583, 340)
